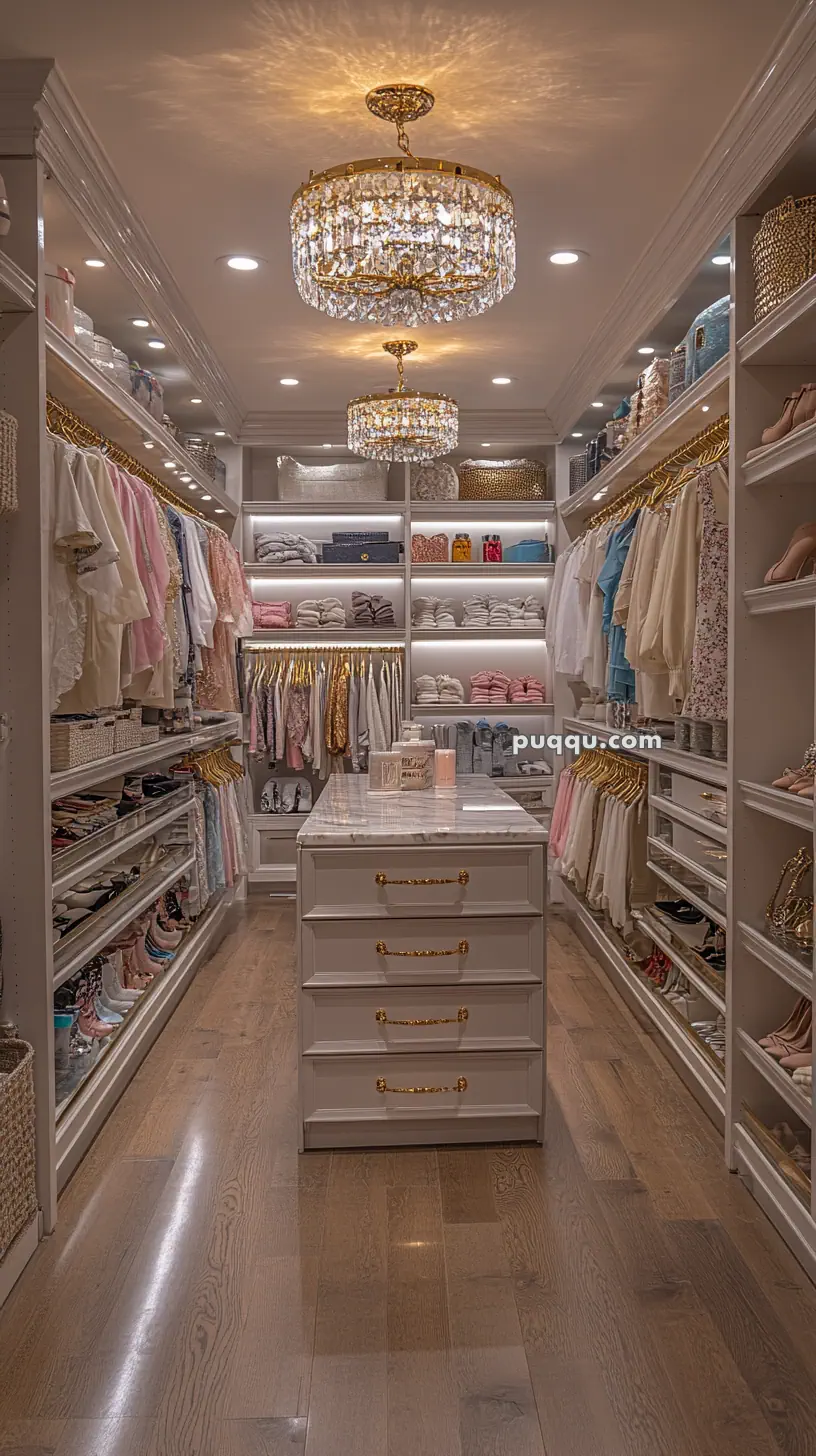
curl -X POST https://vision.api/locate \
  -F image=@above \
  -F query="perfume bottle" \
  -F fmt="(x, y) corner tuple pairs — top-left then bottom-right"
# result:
(452, 533), (472, 562)
(482, 534), (502, 563)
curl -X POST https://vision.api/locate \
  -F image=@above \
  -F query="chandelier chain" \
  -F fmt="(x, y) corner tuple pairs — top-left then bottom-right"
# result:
(396, 120), (415, 159)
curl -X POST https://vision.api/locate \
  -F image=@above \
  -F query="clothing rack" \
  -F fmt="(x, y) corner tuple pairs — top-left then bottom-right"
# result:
(586, 413), (730, 530)
(46, 393), (209, 522)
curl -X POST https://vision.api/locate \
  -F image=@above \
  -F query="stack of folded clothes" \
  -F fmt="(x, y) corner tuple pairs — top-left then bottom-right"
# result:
(412, 674), (465, 705)
(508, 674), (547, 703)
(412, 595), (457, 629)
(518, 594), (546, 627)
(461, 594), (543, 628)
(254, 531), (319, 564)
(252, 601), (293, 629)
(469, 670), (511, 704)
(352, 591), (396, 626)
(295, 597), (347, 628)
(414, 674), (441, 704)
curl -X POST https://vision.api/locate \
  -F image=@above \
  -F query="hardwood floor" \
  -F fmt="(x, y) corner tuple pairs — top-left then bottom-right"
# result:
(2, 902), (816, 1456)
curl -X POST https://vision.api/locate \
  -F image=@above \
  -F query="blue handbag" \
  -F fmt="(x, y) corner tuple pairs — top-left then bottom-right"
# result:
(504, 539), (552, 563)
(683, 295), (729, 387)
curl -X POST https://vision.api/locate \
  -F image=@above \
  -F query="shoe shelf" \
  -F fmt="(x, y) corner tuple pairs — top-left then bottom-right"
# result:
(52, 845), (196, 991)
(648, 835), (727, 896)
(410, 701), (554, 716)
(738, 272), (816, 366)
(244, 562), (406, 577)
(411, 628), (548, 641)
(55, 887), (236, 1189)
(561, 356), (729, 528)
(559, 878), (726, 1123)
(650, 791), (728, 845)
(732, 1121), (816, 1285)
(634, 908), (727, 1015)
(0, 249), (36, 314)
(741, 1107), (811, 1209)
(647, 841), (727, 930)
(52, 783), (194, 899)
(411, 501), (557, 521)
(49, 719), (238, 799)
(45, 322), (239, 520)
(738, 921), (813, 999)
(737, 1028), (812, 1128)
(740, 780), (815, 830)
(744, 578), (816, 614)
(410, 562), (554, 578)
(741, 415), (816, 489)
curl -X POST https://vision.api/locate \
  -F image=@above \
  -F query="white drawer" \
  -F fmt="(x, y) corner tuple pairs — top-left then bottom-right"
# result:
(302, 982), (543, 1054)
(670, 771), (727, 817)
(302, 1051), (543, 1147)
(299, 844), (545, 918)
(300, 914), (544, 987)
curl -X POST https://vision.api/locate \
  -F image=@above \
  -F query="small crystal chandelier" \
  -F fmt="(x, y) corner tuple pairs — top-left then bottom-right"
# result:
(291, 83), (516, 326)
(348, 340), (458, 461)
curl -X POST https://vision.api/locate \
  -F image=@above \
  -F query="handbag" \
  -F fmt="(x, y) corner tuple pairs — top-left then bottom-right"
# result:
(766, 847), (813, 951)
(504, 539), (552, 563)
(683, 296), (729, 388)
(277, 455), (388, 503)
(753, 194), (816, 323)
(457, 458), (549, 501)
(411, 532), (448, 563)
(410, 461), (459, 501)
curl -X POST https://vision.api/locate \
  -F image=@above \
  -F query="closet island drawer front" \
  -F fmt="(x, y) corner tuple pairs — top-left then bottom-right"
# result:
(300, 845), (544, 918)
(301, 915), (544, 987)
(302, 982), (543, 1054)
(303, 1051), (543, 1130)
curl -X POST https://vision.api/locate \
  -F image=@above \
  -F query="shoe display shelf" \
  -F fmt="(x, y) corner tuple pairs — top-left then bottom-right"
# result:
(52, 781), (194, 899)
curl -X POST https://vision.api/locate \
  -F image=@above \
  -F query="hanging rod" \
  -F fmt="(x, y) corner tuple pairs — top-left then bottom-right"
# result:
(584, 412), (729, 529)
(243, 643), (405, 653)
(46, 393), (209, 523)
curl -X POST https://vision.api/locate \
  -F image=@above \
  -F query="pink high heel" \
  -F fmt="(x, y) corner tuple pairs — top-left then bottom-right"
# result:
(764, 523), (816, 586)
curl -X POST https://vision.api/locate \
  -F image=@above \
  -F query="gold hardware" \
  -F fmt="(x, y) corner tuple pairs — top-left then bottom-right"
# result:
(375, 1007), (468, 1025)
(361, 552), (369, 560)
(375, 870), (469, 886)
(376, 940), (469, 958)
(376, 1077), (467, 1094)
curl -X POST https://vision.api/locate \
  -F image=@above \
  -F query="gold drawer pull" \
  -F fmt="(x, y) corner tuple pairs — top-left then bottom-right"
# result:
(375, 870), (469, 887)
(376, 939), (469, 958)
(376, 1007), (468, 1025)
(376, 1077), (467, 1094)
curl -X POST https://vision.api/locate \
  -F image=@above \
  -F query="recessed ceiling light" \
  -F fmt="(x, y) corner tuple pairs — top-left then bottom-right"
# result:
(711, 254), (730, 266)
(480, 442), (492, 447)
(179, 474), (192, 482)
(190, 397), (203, 405)
(187, 483), (198, 491)
(637, 346), (655, 356)
(143, 440), (154, 449)
(132, 318), (150, 328)
(163, 460), (178, 470)
(84, 258), (106, 268)
(201, 494), (212, 501)
(701, 404), (710, 413)
(280, 377), (299, 386)
(148, 339), (166, 350)
(591, 401), (604, 408)
(549, 251), (580, 265)
(214, 430), (226, 437)
(215, 508), (226, 514)
(492, 376), (511, 385)
(225, 255), (261, 271)
(571, 432), (583, 438)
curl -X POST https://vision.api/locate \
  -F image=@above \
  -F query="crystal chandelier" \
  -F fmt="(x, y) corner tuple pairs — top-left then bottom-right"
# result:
(348, 340), (458, 461)
(291, 83), (516, 326)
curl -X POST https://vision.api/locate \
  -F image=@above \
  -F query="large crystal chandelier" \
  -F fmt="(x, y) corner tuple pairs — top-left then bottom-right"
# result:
(348, 340), (458, 461)
(291, 83), (515, 326)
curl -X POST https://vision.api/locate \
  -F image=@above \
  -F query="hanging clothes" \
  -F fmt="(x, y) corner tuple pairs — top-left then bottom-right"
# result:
(683, 464), (729, 721)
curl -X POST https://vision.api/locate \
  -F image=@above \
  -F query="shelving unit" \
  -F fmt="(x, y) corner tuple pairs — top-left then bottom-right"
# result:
(744, 578), (816, 614)
(411, 701), (553, 716)
(740, 780), (815, 830)
(52, 782), (194, 898)
(50, 718), (239, 799)
(0, 248), (36, 332)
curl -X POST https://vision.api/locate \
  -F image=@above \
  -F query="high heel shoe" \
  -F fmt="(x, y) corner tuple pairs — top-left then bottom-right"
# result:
(772, 744), (816, 790)
(750, 388), (807, 452)
(764, 523), (816, 585)
(790, 384), (816, 432)
(759, 995), (810, 1048)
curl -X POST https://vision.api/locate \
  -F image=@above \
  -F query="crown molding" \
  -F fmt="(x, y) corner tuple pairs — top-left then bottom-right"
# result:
(546, 0), (816, 437)
(239, 407), (558, 447)
(0, 59), (245, 438)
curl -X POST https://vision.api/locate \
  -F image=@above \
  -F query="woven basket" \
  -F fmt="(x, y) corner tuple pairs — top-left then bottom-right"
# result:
(568, 453), (587, 495)
(50, 716), (115, 771)
(458, 458), (549, 500)
(185, 436), (218, 479)
(0, 1039), (37, 1259)
(113, 709), (143, 753)
(277, 455), (388, 503)
(0, 409), (18, 515)
(140, 725), (160, 745)
(753, 194), (816, 322)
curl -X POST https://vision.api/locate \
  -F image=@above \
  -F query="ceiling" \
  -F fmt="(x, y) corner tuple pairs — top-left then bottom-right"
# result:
(0, 0), (798, 440)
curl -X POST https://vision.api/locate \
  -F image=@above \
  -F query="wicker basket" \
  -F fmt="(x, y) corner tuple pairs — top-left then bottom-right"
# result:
(753, 194), (816, 322)
(184, 435), (218, 479)
(113, 709), (143, 753)
(277, 455), (388, 503)
(0, 1039), (37, 1259)
(0, 408), (18, 516)
(140, 725), (161, 745)
(50, 716), (115, 771)
(458, 458), (549, 500)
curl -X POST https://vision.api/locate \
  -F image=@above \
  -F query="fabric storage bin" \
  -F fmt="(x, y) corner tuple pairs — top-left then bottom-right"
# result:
(0, 1039), (37, 1260)
(50, 715), (116, 771)
(277, 455), (388, 503)
(410, 461), (459, 501)
(683, 296), (729, 387)
(411, 532), (448, 563)
(45, 263), (75, 339)
(140, 724), (161, 745)
(113, 709), (143, 753)
(130, 366), (164, 420)
(73, 307), (95, 359)
(458, 458), (549, 500)
(753, 194), (816, 322)
(322, 540), (401, 563)
(504, 539), (551, 563)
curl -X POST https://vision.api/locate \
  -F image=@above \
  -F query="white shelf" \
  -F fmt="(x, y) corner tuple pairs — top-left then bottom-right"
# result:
(45, 322), (239, 519)
(244, 629), (404, 645)
(560, 718), (729, 786)
(742, 416), (816, 489)
(410, 701), (553, 716)
(561, 356), (730, 526)
(650, 791), (728, 843)
(648, 835), (727, 895)
(52, 845), (196, 990)
(410, 562), (554, 578)
(246, 500), (406, 517)
(411, 501), (556, 520)
(647, 844), (727, 930)
(55, 888), (235, 1189)
(740, 780), (815, 830)
(738, 1029), (812, 1127)
(738, 274), (816, 366)
(732, 1125), (816, 1284)
(634, 908), (726, 1014)
(739, 921), (813, 999)
(49, 719), (239, 799)
(248, 864), (297, 884)
(0, 249), (35, 312)
(560, 878), (726, 1121)
(52, 785), (194, 898)
(744, 577), (816, 614)
(411, 628), (547, 641)
(245, 562), (406, 578)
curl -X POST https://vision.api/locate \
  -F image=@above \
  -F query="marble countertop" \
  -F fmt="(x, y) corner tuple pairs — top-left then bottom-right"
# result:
(297, 775), (548, 846)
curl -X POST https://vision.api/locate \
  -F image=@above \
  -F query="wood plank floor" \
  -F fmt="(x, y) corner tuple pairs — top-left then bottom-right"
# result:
(2, 903), (816, 1456)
